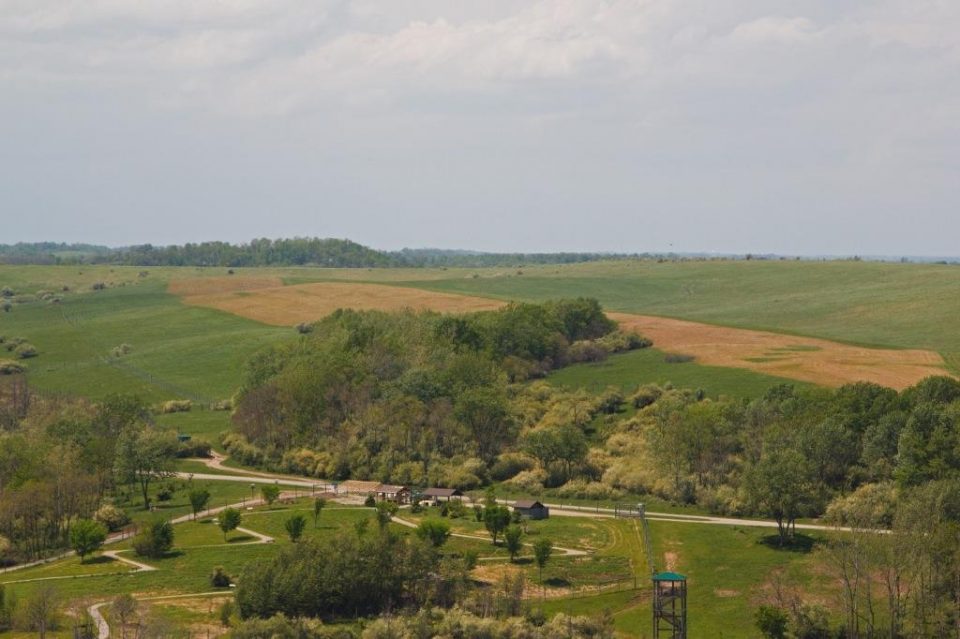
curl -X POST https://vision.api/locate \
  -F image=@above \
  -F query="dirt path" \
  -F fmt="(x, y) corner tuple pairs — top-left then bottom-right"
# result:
(0, 490), (282, 579)
(88, 602), (110, 639)
(102, 550), (156, 572)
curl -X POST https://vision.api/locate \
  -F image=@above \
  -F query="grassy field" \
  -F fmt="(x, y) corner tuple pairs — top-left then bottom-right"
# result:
(0, 271), (286, 402)
(392, 260), (960, 356)
(4, 260), (957, 408)
(548, 346), (808, 399)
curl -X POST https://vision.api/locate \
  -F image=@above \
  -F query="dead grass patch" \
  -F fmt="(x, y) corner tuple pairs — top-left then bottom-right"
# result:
(610, 313), (950, 390)
(178, 281), (504, 326)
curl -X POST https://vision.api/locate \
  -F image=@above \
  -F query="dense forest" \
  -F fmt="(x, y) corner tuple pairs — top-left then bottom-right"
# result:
(0, 238), (641, 267)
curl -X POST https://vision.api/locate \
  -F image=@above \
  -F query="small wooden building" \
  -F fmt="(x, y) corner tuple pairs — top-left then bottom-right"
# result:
(422, 487), (464, 505)
(513, 499), (549, 520)
(376, 484), (411, 504)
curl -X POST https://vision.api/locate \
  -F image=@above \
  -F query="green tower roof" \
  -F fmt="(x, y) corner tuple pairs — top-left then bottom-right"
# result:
(653, 571), (687, 581)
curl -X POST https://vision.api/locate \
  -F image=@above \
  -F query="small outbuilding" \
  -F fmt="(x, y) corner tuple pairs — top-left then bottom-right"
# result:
(512, 499), (549, 520)
(422, 487), (464, 505)
(376, 484), (411, 504)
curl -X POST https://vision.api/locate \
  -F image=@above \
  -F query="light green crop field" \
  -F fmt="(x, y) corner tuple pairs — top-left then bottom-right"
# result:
(4, 260), (957, 409)
(547, 346), (809, 399)
(0, 269), (286, 402)
(388, 260), (960, 358)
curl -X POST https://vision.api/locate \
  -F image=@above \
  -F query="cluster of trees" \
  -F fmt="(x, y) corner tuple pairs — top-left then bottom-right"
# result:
(0, 385), (188, 564)
(227, 299), (646, 485)
(236, 521), (467, 620)
(236, 508), (595, 639)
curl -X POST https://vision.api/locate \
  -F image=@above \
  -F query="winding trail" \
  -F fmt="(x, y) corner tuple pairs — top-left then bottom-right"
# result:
(88, 602), (110, 639)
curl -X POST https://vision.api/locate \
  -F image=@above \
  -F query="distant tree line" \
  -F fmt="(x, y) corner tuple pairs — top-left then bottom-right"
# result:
(0, 238), (644, 268)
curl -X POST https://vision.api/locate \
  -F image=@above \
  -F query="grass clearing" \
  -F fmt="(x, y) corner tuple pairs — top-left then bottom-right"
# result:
(548, 347), (807, 399)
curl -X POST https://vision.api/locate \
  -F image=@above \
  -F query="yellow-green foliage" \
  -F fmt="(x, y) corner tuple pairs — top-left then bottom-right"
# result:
(158, 399), (192, 414)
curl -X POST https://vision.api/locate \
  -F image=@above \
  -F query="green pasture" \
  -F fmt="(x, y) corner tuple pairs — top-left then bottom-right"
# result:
(387, 259), (960, 364)
(548, 347), (807, 399)
(0, 273), (286, 402)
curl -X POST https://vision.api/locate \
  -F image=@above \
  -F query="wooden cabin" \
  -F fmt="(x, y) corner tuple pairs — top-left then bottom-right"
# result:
(376, 484), (411, 504)
(512, 499), (549, 520)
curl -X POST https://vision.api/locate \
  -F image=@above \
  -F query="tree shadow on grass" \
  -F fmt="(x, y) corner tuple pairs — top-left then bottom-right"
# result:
(84, 555), (116, 565)
(227, 535), (255, 544)
(545, 577), (572, 588)
(758, 533), (819, 553)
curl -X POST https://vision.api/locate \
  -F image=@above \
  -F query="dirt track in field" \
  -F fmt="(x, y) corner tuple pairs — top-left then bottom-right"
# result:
(171, 279), (949, 389)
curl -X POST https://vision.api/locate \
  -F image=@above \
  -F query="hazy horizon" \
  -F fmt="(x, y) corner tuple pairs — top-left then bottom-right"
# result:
(3, 1), (958, 256)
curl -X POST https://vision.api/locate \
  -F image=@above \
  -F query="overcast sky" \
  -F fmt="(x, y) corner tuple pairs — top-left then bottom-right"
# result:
(2, 1), (958, 255)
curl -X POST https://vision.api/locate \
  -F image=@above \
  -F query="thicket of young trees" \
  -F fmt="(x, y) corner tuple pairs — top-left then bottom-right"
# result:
(235, 514), (610, 639)
(0, 385), (190, 565)
(227, 300), (646, 485)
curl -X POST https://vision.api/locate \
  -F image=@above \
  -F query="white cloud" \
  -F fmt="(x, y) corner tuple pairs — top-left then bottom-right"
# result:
(1, 0), (959, 254)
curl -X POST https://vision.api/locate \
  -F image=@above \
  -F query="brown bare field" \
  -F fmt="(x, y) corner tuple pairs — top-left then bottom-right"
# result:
(610, 312), (949, 390)
(171, 279), (948, 389)
(176, 280), (505, 325)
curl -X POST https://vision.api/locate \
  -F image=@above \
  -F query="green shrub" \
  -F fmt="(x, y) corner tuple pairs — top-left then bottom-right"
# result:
(630, 384), (662, 409)
(0, 360), (25, 375)
(133, 518), (174, 558)
(13, 343), (37, 359)
(490, 452), (536, 481)
(415, 518), (451, 547)
(211, 566), (232, 588)
(177, 438), (212, 458)
(755, 605), (788, 639)
(111, 344), (133, 357)
(364, 494), (377, 507)
(158, 399), (192, 414)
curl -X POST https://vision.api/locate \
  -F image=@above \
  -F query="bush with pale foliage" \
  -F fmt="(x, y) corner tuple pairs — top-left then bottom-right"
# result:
(94, 504), (130, 532)
(504, 469), (547, 495)
(158, 399), (192, 414)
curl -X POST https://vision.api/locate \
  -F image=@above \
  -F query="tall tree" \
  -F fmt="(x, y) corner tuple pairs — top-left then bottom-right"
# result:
(114, 427), (177, 510)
